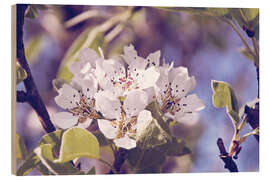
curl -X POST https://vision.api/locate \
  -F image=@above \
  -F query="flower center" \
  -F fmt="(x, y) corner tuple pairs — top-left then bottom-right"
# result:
(160, 84), (181, 115)
(70, 93), (101, 123)
(110, 71), (140, 91)
(113, 113), (137, 139)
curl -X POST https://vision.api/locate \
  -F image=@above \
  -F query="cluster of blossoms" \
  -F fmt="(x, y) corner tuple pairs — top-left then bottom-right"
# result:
(52, 45), (205, 149)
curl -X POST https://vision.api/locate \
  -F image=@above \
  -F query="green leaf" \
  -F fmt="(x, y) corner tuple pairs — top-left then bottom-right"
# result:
(136, 102), (172, 149)
(38, 129), (63, 149)
(16, 153), (41, 176)
(25, 34), (43, 64)
(87, 167), (96, 174)
(16, 133), (27, 160)
(241, 8), (259, 22)
(136, 118), (168, 149)
(134, 101), (173, 149)
(34, 144), (85, 175)
(166, 137), (191, 157)
(211, 80), (240, 127)
(16, 62), (27, 84)
(17, 130), (86, 175)
(146, 101), (172, 136)
(25, 5), (38, 19)
(127, 145), (166, 172)
(54, 127), (100, 163)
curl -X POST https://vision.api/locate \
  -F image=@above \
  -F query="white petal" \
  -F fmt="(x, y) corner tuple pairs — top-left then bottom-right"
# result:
(98, 119), (117, 139)
(155, 66), (170, 96)
(173, 94), (205, 119)
(80, 62), (92, 74)
(113, 135), (136, 149)
(176, 113), (199, 126)
(55, 84), (80, 110)
(69, 61), (85, 76)
(145, 50), (160, 68)
(78, 48), (99, 68)
(169, 66), (188, 82)
(144, 87), (156, 104)
(189, 76), (196, 92)
(70, 74), (98, 100)
(94, 60), (107, 89)
(95, 91), (121, 119)
(171, 73), (194, 98)
(139, 66), (160, 89)
(81, 74), (98, 99)
(95, 59), (126, 90)
(123, 90), (148, 118)
(122, 44), (138, 65)
(77, 118), (93, 128)
(179, 94), (205, 112)
(136, 110), (153, 140)
(51, 112), (78, 129)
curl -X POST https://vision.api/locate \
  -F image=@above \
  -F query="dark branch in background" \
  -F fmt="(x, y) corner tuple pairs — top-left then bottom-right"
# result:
(244, 102), (259, 142)
(16, 4), (56, 133)
(217, 138), (238, 172)
(108, 148), (128, 174)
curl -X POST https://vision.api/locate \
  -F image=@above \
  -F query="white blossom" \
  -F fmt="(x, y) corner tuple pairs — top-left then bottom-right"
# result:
(95, 90), (152, 149)
(52, 83), (100, 129)
(69, 48), (100, 77)
(94, 44), (160, 97)
(155, 64), (205, 123)
(52, 45), (205, 141)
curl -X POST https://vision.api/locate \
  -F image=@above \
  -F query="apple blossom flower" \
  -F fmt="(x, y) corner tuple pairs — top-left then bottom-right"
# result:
(94, 45), (160, 97)
(95, 90), (153, 149)
(69, 48), (101, 77)
(155, 63), (205, 123)
(52, 82), (101, 129)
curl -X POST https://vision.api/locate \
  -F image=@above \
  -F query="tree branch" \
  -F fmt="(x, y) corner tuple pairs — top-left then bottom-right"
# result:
(16, 4), (56, 133)
(244, 103), (259, 142)
(16, 90), (28, 103)
(217, 138), (238, 172)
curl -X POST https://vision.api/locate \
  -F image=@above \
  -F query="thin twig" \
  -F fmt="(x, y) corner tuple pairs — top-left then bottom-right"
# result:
(220, 18), (256, 62)
(217, 138), (238, 172)
(16, 4), (56, 133)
